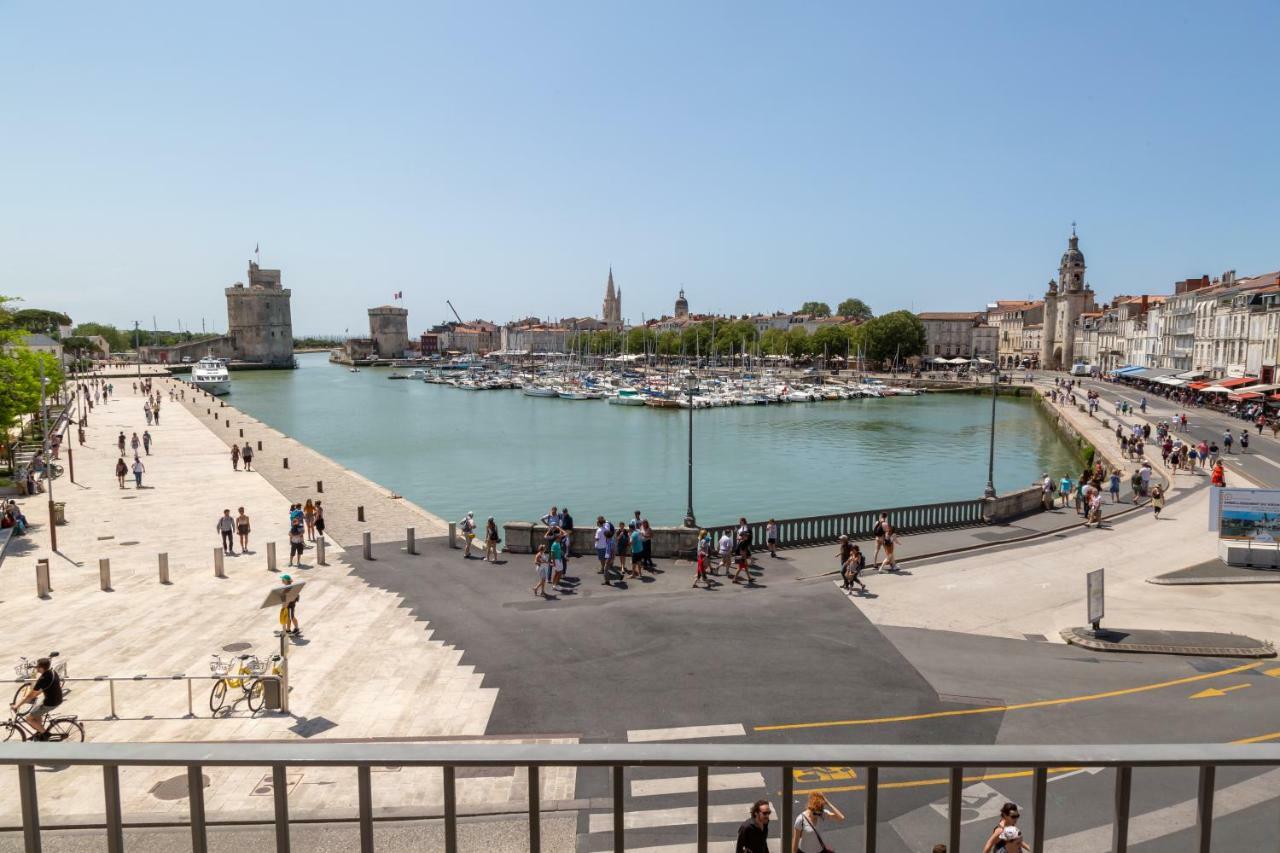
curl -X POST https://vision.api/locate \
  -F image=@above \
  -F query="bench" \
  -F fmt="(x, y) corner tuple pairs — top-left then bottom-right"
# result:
(0, 527), (13, 565)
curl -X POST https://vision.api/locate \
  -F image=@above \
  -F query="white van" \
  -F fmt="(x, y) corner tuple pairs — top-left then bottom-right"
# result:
(1069, 363), (1091, 377)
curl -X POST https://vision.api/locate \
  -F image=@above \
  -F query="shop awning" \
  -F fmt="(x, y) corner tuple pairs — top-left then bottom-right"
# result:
(1231, 392), (1264, 401)
(1132, 367), (1180, 379)
(1154, 376), (1187, 387)
(1176, 370), (1207, 380)
(1215, 376), (1259, 389)
(1111, 365), (1145, 376)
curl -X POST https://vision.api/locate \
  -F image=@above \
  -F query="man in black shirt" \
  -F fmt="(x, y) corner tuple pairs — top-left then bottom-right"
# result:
(736, 799), (772, 853)
(10, 658), (63, 740)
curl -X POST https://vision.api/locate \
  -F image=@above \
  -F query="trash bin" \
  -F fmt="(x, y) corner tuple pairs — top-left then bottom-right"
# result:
(262, 676), (282, 711)
(52, 502), (66, 525)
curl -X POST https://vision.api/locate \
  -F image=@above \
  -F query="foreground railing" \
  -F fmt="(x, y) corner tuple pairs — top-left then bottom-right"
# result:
(4, 742), (1278, 853)
(709, 497), (988, 549)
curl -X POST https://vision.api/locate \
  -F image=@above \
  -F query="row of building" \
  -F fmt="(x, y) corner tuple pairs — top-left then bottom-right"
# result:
(919, 229), (1280, 382)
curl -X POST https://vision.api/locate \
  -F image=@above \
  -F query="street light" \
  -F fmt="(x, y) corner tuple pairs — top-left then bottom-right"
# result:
(984, 361), (999, 499)
(134, 320), (142, 380)
(684, 371), (697, 528)
(38, 358), (58, 552)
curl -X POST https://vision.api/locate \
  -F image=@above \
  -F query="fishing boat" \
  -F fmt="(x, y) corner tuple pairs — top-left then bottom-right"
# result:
(191, 356), (231, 396)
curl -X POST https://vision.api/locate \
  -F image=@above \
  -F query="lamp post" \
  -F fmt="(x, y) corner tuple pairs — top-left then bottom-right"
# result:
(38, 358), (58, 552)
(134, 320), (142, 380)
(684, 372), (696, 528)
(984, 362), (999, 499)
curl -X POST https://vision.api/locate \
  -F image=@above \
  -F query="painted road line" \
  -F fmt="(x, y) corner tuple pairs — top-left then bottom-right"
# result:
(587, 802), (748, 833)
(755, 661), (1262, 732)
(631, 771), (765, 798)
(627, 723), (746, 742)
(1190, 683), (1251, 699)
(1265, 667), (1280, 677)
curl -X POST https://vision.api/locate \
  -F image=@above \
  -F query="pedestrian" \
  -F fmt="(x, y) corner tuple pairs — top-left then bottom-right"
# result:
(838, 535), (854, 590)
(732, 532), (754, 585)
(1088, 491), (1104, 527)
(876, 513), (899, 571)
(616, 522), (632, 578)
(1241, 430), (1250, 453)
(560, 507), (575, 558)
(217, 509), (235, 555)
(532, 545), (551, 597)
(142, 430), (153, 456)
(981, 802), (1022, 853)
(640, 518), (654, 569)
(873, 511), (890, 563)
(843, 545), (867, 594)
(484, 517), (500, 562)
(235, 507), (251, 552)
(144, 402), (153, 425)
(549, 532), (564, 586)
(1208, 442), (1220, 467)
(693, 530), (713, 588)
(792, 793), (843, 853)
(279, 574), (301, 635)
(735, 799), (773, 853)
(117, 431), (126, 454)
(130, 432), (141, 456)
(717, 529), (733, 575)
(459, 511), (477, 558)
(115, 456), (128, 488)
(630, 522), (645, 576)
(1108, 468), (1120, 502)
(1151, 485), (1165, 519)
(231, 443), (240, 470)
(303, 499), (317, 541)
(765, 518), (779, 557)
(241, 441), (254, 471)
(131, 455), (145, 488)
(1212, 462), (1226, 487)
(594, 517), (611, 583)
(1059, 473), (1072, 508)
(152, 401), (160, 425)
(314, 501), (325, 541)
(287, 521), (305, 567)
(1224, 430), (1234, 454)
(1140, 463), (1152, 496)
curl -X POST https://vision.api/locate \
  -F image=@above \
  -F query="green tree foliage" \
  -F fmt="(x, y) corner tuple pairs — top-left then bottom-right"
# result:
(785, 326), (810, 358)
(71, 323), (130, 352)
(798, 301), (832, 317)
(855, 310), (926, 363)
(626, 326), (657, 354)
(11, 309), (72, 338)
(810, 324), (852, 358)
(836, 298), (874, 321)
(759, 328), (788, 356)
(0, 297), (66, 432)
(656, 330), (682, 355)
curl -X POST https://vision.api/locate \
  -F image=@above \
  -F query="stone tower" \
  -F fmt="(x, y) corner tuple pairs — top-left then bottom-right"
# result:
(674, 288), (689, 319)
(602, 267), (622, 329)
(368, 305), (410, 359)
(225, 261), (294, 367)
(1040, 227), (1097, 369)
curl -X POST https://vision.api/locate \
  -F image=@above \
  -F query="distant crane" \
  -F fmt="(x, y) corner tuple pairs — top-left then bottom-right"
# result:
(446, 300), (464, 325)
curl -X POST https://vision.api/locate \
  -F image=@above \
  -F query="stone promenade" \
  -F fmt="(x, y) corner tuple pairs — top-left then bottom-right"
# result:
(0, 380), (577, 830)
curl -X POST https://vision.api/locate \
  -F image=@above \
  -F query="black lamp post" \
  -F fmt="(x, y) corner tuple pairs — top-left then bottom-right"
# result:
(984, 362), (999, 498)
(684, 373), (696, 528)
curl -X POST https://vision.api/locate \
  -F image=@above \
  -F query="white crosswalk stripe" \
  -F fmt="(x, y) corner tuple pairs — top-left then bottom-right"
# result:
(589, 802), (753, 833)
(631, 771), (767, 798)
(627, 723), (746, 742)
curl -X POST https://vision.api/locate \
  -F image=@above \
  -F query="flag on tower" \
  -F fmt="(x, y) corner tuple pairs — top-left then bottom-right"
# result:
(393, 291), (403, 300)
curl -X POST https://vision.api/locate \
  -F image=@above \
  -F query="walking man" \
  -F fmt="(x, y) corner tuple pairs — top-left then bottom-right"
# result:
(217, 509), (235, 555)
(241, 441), (254, 471)
(735, 800), (773, 853)
(131, 455), (146, 488)
(142, 430), (153, 456)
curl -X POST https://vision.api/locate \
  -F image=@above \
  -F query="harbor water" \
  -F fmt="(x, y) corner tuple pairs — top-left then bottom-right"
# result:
(226, 353), (1080, 526)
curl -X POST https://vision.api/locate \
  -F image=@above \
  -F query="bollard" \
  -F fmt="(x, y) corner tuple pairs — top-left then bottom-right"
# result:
(36, 559), (51, 599)
(214, 547), (226, 578)
(239, 428), (244, 437)
(207, 408), (210, 414)
(449, 522), (458, 549)
(267, 541), (278, 572)
(407, 527), (417, 555)
(225, 419), (229, 427)
(316, 535), (327, 566)
(283, 457), (289, 469)
(67, 446), (75, 483)
(257, 440), (262, 451)
(316, 480), (323, 493)
(363, 531), (373, 560)
(99, 558), (112, 591)
(357, 505), (365, 522)
(158, 553), (170, 584)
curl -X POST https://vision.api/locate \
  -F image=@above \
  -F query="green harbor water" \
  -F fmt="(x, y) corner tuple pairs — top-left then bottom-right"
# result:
(225, 353), (1079, 526)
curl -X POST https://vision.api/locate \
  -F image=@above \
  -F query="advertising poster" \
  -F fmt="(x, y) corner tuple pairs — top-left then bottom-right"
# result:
(1217, 488), (1280, 542)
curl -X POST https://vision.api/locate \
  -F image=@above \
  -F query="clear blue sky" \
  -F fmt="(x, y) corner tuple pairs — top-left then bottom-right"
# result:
(4, 1), (1278, 335)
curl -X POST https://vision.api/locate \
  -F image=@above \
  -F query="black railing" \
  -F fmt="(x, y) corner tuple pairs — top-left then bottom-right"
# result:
(709, 498), (987, 549)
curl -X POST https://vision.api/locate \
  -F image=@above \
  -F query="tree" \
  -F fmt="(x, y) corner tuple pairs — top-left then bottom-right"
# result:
(810, 324), (852, 360)
(785, 326), (811, 358)
(11, 309), (72, 338)
(836, 298), (874, 321)
(759, 328), (788, 356)
(798, 301), (832, 318)
(625, 326), (656, 354)
(72, 323), (130, 353)
(656, 330), (682, 356)
(857, 310), (926, 364)
(0, 339), (65, 433)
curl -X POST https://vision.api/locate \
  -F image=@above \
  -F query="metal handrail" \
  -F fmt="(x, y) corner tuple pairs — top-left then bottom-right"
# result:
(8, 672), (285, 720)
(3, 741), (1277, 853)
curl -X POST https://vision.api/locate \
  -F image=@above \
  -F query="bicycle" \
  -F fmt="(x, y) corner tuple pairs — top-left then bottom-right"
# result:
(209, 653), (281, 715)
(3, 704), (84, 742)
(11, 651), (70, 707)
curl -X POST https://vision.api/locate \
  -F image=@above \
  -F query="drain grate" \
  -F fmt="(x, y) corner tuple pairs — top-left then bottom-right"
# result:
(222, 641), (252, 652)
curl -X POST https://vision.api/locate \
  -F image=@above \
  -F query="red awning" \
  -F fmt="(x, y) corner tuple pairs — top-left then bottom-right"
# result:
(1231, 392), (1263, 401)
(1188, 381), (1211, 390)
(1216, 377), (1259, 389)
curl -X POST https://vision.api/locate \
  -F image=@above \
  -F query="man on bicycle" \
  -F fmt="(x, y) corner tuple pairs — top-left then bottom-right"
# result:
(10, 657), (63, 741)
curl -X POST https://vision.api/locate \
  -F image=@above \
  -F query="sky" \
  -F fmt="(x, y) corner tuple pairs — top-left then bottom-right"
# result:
(3, 1), (1279, 336)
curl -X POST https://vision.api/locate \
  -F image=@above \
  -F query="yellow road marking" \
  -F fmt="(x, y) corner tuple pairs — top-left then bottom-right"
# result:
(793, 766), (858, 784)
(1190, 684), (1252, 699)
(790, 730), (1280, 794)
(755, 661), (1262, 732)
(1264, 667), (1280, 678)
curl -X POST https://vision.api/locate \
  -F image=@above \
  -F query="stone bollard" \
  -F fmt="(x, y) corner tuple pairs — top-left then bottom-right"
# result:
(207, 408), (211, 414)
(239, 428), (244, 437)
(99, 558), (112, 591)
(267, 542), (277, 572)
(257, 440), (262, 451)
(158, 553), (170, 584)
(225, 419), (230, 427)
(316, 536), (327, 566)
(449, 522), (458, 549)
(362, 531), (373, 560)
(283, 457), (289, 469)
(406, 527), (417, 555)
(316, 480), (323, 493)
(214, 547), (226, 578)
(36, 559), (51, 599)
(357, 505), (365, 522)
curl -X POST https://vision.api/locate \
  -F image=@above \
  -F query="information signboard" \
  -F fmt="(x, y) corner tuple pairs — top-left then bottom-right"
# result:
(1218, 488), (1280, 542)
(1086, 568), (1104, 629)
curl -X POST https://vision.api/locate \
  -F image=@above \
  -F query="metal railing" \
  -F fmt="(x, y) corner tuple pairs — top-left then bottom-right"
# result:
(709, 497), (987, 549)
(8, 671), (286, 720)
(4, 742), (1277, 853)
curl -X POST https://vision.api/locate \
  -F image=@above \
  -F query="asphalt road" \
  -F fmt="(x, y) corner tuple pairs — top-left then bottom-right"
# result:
(348, 535), (1280, 852)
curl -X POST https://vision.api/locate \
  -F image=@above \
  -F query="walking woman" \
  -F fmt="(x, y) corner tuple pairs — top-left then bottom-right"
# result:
(693, 530), (713, 588)
(236, 507), (251, 553)
(982, 802), (1025, 853)
(631, 523), (645, 576)
(314, 501), (325, 541)
(1151, 485), (1166, 519)
(532, 545), (551, 597)
(131, 456), (146, 488)
(484, 517), (500, 562)
(231, 443), (240, 471)
(616, 522), (632, 578)
(878, 515), (899, 572)
(303, 499), (317, 541)
(843, 544), (867, 594)
(792, 793), (844, 853)
(115, 456), (128, 488)
(765, 519), (779, 558)
(459, 512), (477, 558)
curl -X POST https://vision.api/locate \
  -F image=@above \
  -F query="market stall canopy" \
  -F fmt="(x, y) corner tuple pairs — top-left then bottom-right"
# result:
(1154, 376), (1187, 386)
(948, 357), (971, 364)
(1176, 370), (1208, 380)
(971, 357), (994, 364)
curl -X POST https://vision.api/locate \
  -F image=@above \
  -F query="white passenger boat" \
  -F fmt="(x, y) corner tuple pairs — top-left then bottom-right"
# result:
(191, 356), (231, 396)
(608, 388), (648, 406)
(522, 384), (559, 398)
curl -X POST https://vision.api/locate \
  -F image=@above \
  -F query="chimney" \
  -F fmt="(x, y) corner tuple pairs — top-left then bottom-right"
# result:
(1141, 294), (1148, 313)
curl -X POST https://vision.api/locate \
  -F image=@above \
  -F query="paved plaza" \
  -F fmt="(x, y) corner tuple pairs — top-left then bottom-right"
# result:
(1, 375), (1278, 851)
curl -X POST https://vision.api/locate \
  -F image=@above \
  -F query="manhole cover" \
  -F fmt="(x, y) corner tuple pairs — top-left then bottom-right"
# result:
(222, 642), (252, 652)
(150, 773), (209, 801)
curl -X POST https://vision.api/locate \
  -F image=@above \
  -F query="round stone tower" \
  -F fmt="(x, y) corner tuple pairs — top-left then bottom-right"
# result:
(674, 288), (689, 319)
(368, 305), (410, 359)
(225, 261), (294, 366)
